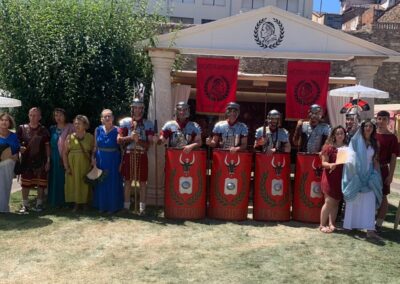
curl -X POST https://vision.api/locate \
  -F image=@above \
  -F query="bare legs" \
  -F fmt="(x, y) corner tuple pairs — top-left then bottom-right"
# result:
(320, 195), (340, 233)
(123, 179), (146, 214)
(376, 195), (388, 228)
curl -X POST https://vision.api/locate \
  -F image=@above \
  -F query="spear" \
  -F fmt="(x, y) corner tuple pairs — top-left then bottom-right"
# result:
(262, 86), (268, 149)
(153, 82), (159, 207)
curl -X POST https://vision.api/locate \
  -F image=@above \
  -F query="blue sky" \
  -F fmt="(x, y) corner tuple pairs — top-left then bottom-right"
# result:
(313, 0), (341, 13)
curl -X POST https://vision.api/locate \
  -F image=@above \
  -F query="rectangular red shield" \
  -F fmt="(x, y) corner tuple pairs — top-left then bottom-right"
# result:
(285, 61), (331, 120)
(196, 57), (239, 115)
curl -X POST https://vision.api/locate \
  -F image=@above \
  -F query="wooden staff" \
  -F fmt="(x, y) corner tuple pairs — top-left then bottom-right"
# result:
(262, 86), (268, 152)
(154, 119), (159, 207)
(132, 120), (139, 214)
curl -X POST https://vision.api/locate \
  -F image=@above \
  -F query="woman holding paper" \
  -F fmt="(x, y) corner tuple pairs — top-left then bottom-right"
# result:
(320, 126), (347, 233)
(342, 119), (382, 240)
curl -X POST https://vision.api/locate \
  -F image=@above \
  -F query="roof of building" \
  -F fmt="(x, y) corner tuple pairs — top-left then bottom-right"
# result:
(153, 5), (400, 62)
(377, 2), (400, 23)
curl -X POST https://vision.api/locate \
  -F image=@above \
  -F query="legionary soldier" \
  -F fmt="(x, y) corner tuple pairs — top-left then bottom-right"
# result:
(254, 109), (291, 153)
(206, 102), (248, 152)
(345, 106), (360, 143)
(293, 104), (330, 153)
(117, 98), (154, 215)
(157, 102), (202, 152)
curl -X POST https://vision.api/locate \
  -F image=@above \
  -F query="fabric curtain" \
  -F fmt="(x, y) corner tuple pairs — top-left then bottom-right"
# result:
(171, 84), (191, 113)
(327, 95), (348, 128)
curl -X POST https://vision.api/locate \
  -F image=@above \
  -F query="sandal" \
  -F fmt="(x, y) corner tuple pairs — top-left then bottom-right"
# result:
(366, 231), (384, 241)
(319, 226), (332, 233)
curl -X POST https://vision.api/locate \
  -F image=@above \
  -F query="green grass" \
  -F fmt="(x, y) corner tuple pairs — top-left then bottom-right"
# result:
(394, 159), (400, 180)
(0, 192), (399, 283)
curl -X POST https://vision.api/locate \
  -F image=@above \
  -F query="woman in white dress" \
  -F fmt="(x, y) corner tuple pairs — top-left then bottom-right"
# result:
(342, 119), (382, 240)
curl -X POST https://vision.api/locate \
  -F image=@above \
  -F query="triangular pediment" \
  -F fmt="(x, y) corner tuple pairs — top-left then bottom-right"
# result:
(155, 6), (400, 62)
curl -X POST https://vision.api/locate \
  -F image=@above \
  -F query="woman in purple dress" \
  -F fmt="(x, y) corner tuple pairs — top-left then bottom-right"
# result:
(92, 109), (123, 213)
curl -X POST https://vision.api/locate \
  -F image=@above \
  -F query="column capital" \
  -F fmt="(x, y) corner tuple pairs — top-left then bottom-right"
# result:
(350, 56), (387, 67)
(350, 56), (386, 81)
(148, 48), (179, 69)
(350, 56), (386, 86)
(349, 56), (387, 119)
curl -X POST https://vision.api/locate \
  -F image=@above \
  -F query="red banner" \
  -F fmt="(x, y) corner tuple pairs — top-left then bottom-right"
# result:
(285, 61), (331, 120)
(196, 57), (239, 114)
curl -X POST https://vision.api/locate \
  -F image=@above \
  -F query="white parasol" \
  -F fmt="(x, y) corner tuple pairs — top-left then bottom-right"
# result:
(329, 84), (389, 99)
(0, 89), (21, 107)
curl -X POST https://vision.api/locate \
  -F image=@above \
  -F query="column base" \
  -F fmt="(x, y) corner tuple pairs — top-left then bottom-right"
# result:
(146, 185), (165, 206)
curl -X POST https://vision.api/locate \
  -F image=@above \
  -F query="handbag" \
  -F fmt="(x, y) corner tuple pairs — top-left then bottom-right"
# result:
(75, 134), (106, 185)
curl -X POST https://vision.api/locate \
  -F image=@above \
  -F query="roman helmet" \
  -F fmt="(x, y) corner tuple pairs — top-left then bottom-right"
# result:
(131, 98), (145, 108)
(175, 101), (190, 119)
(345, 106), (360, 119)
(308, 104), (323, 120)
(267, 109), (281, 127)
(225, 102), (240, 115)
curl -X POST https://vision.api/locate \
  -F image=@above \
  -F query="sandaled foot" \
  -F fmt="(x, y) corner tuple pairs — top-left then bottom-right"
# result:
(366, 231), (383, 241)
(319, 226), (332, 233)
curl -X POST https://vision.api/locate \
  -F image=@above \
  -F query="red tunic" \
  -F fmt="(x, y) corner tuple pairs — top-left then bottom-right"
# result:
(320, 144), (343, 201)
(376, 133), (399, 195)
(17, 124), (50, 188)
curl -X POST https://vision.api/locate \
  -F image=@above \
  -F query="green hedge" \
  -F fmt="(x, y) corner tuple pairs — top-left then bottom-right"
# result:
(0, 0), (167, 129)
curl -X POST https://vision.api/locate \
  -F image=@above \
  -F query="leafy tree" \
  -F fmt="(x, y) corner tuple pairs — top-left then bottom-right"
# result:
(0, 0), (166, 128)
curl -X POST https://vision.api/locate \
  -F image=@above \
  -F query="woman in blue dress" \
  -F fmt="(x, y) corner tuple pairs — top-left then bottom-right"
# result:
(48, 108), (74, 207)
(92, 109), (123, 213)
(0, 113), (20, 213)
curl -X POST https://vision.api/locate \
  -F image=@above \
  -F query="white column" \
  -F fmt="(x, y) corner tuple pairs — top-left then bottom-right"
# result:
(350, 56), (386, 119)
(146, 48), (178, 206)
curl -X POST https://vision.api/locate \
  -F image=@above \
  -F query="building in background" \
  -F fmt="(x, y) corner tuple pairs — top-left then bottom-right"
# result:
(312, 12), (343, 29)
(340, 0), (399, 14)
(149, 0), (313, 24)
(341, 0), (400, 30)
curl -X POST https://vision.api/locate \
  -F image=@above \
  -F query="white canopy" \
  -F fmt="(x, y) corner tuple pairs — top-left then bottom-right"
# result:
(329, 84), (389, 99)
(0, 89), (21, 107)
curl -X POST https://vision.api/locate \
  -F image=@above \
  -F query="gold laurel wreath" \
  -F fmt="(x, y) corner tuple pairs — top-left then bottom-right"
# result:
(214, 170), (247, 207)
(259, 172), (289, 208)
(299, 173), (324, 208)
(168, 168), (204, 206)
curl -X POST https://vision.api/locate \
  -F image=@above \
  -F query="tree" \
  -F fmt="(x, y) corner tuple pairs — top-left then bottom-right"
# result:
(0, 0), (166, 127)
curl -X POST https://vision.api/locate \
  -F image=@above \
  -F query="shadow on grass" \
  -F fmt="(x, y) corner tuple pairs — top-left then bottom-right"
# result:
(0, 213), (53, 231)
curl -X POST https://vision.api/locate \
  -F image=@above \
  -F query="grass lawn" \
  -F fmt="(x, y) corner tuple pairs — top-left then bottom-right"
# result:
(0, 192), (399, 283)
(394, 159), (400, 180)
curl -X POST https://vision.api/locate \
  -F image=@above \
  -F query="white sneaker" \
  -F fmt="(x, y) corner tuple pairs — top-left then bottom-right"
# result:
(139, 203), (146, 216)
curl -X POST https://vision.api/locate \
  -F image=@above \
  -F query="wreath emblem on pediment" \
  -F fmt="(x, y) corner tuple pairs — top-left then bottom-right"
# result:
(254, 17), (284, 49)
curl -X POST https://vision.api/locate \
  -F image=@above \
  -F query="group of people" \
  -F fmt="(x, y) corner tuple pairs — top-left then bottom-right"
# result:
(0, 99), (202, 215)
(318, 109), (398, 241)
(0, 99), (398, 240)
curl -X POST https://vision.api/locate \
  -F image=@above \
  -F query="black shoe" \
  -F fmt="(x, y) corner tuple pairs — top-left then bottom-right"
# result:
(375, 225), (383, 233)
(32, 204), (44, 212)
